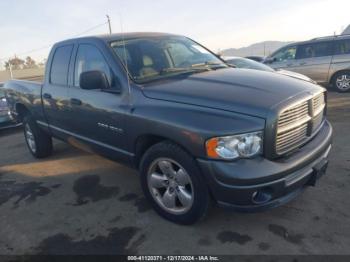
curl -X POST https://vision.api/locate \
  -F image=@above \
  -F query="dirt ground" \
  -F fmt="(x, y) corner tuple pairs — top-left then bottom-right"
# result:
(0, 91), (349, 255)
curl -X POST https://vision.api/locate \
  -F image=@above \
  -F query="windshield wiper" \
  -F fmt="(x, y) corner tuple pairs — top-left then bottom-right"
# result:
(160, 67), (210, 75)
(191, 61), (227, 70)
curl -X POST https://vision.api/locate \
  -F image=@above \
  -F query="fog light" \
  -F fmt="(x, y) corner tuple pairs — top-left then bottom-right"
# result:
(252, 190), (272, 204)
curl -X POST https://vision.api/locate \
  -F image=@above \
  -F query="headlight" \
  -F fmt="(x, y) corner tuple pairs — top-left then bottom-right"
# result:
(206, 131), (263, 160)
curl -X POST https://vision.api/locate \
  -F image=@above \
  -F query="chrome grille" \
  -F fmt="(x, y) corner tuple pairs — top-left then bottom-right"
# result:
(276, 123), (308, 153)
(277, 100), (310, 132)
(313, 111), (324, 132)
(313, 92), (325, 116)
(276, 92), (325, 155)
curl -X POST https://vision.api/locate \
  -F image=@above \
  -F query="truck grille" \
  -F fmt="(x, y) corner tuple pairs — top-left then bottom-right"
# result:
(313, 92), (325, 116)
(276, 92), (325, 155)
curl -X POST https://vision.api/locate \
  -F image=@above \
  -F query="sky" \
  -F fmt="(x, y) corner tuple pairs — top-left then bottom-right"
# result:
(0, 0), (349, 65)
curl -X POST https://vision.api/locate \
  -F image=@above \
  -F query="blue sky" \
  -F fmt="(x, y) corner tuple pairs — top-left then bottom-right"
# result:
(0, 0), (349, 64)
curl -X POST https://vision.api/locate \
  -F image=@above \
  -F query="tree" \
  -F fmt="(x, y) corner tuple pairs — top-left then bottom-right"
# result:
(38, 58), (47, 68)
(4, 57), (25, 70)
(24, 56), (37, 68)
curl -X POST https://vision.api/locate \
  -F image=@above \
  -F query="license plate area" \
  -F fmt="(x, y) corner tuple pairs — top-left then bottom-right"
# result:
(307, 158), (329, 186)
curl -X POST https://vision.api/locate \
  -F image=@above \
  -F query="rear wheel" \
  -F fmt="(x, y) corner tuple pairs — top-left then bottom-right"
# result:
(332, 71), (350, 92)
(23, 115), (53, 158)
(140, 142), (210, 224)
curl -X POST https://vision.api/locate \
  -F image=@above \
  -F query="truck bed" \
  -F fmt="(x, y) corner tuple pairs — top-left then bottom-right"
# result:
(3, 79), (44, 121)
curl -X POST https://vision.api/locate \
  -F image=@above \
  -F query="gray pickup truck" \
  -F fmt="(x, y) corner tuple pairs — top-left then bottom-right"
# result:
(4, 33), (332, 224)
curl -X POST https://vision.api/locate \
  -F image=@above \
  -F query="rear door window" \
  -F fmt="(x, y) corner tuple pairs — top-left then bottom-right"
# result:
(50, 45), (74, 85)
(334, 39), (350, 55)
(296, 42), (333, 59)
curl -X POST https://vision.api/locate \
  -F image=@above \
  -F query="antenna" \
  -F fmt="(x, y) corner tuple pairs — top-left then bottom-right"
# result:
(119, 14), (131, 97)
(106, 15), (112, 34)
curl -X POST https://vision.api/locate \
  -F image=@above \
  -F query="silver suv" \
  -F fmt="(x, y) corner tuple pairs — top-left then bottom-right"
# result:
(265, 34), (350, 92)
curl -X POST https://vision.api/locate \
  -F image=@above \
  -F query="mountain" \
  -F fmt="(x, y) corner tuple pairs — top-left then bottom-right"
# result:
(221, 41), (293, 57)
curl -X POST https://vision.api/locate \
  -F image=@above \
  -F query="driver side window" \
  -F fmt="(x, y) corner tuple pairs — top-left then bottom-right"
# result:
(74, 44), (111, 87)
(273, 46), (297, 62)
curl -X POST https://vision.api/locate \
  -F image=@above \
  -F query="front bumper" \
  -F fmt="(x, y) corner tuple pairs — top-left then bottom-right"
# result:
(197, 120), (332, 211)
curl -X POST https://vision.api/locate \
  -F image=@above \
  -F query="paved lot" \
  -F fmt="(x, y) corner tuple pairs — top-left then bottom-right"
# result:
(0, 92), (349, 255)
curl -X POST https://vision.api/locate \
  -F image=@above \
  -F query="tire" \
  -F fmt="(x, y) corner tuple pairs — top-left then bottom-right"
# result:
(23, 115), (53, 158)
(332, 71), (350, 92)
(140, 141), (210, 225)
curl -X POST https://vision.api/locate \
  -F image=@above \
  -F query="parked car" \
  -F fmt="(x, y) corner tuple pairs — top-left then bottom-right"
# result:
(224, 56), (316, 83)
(264, 34), (350, 92)
(245, 55), (265, 62)
(0, 83), (21, 129)
(4, 33), (332, 224)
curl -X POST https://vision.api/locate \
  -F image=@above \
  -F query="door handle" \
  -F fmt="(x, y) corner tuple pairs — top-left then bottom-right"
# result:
(70, 98), (82, 106)
(286, 63), (293, 67)
(43, 93), (52, 99)
(299, 62), (307, 65)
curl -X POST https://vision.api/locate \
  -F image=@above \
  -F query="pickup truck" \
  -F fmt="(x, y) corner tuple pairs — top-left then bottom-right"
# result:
(4, 33), (332, 224)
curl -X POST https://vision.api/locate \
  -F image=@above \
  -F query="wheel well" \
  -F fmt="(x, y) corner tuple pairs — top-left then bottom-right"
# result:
(134, 135), (196, 168)
(134, 135), (167, 168)
(329, 69), (350, 84)
(134, 134), (217, 203)
(15, 103), (30, 121)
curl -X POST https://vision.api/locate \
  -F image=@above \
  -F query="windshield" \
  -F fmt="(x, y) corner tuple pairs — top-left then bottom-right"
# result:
(111, 36), (228, 83)
(226, 57), (274, 72)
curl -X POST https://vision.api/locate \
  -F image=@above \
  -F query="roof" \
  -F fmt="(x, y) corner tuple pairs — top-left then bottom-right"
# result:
(309, 34), (350, 42)
(97, 32), (178, 41)
(59, 32), (179, 45)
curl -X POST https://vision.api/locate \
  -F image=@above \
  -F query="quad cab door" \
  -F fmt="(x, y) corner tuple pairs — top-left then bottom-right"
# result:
(67, 43), (131, 163)
(42, 44), (74, 138)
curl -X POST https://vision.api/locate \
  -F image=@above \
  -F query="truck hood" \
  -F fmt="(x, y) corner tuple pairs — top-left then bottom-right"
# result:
(142, 68), (323, 118)
(276, 69), (316, 84)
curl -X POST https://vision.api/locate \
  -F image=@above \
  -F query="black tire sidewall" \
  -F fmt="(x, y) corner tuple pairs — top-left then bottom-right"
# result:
(332, 71), (350, 93)
(140, 142), (209, 225)
(23, 115), (52, 158)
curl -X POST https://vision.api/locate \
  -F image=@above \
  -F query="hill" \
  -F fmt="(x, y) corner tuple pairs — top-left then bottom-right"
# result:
(221, 41), (293, 57)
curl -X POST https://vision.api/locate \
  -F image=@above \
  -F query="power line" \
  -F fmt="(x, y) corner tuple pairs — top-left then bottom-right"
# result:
(0, 21), (109, 63)
(69, 21), (108, 38)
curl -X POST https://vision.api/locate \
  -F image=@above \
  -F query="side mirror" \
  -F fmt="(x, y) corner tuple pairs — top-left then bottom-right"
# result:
(264, 57), (276, 64)
(80, 70), (110, 90)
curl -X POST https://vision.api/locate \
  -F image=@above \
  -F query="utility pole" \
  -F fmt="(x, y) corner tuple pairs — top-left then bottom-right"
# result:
(9, 62), (13, 79)
(106, 15), (112, 34)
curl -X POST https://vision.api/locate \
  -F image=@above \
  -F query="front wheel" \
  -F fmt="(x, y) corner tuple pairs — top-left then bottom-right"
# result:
(23, 115), (53, 158)
(332, 71), (350, 92)
(140, 142), (210, 225)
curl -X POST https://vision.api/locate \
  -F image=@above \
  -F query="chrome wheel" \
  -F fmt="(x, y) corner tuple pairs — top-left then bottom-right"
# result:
(336, 74), (350, 91)
(147, 158), (194, 215)
(25, 123), (36, 153)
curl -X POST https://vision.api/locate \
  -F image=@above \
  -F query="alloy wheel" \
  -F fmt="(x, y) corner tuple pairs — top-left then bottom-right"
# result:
(147, 158), (194, 215)
(336, 74), (350, 91)
(25, 123), (36, 153)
